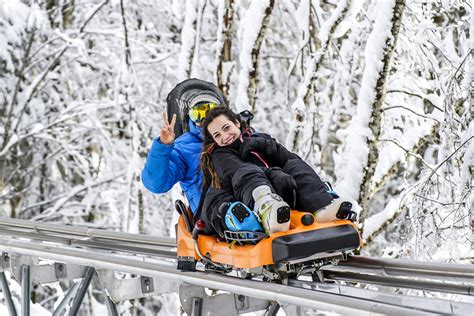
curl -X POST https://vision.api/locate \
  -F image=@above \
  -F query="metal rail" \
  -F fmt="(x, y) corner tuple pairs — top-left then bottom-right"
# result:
(0, 237), (447, 315)
(1, 216), (473, 314)
(322, 270), (474, 296)
(0, 226), (177, 258)
(1, 217), (473, 284)
(287, 279), (474, 315)
(0, 217), (175, 247)
(339, 255), (474, 280)
(321, 256), (474, 295)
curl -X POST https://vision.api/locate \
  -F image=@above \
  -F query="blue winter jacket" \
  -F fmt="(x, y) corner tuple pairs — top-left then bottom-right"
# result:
(141, 120), (203, 213)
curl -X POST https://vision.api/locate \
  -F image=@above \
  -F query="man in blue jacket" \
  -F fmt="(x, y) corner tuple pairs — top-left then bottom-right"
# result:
(141, 83), (223, 214)
(141, 111), (202, 212)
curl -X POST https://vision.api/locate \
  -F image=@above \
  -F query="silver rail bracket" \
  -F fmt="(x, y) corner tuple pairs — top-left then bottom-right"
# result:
(140, 276), (154, 294)
(9, 254), (86, 285)
(179, 283), (272, 315)
(1, 252), (10, 271)
(54, 263), (67, 279)
(96, 270), (178, 302)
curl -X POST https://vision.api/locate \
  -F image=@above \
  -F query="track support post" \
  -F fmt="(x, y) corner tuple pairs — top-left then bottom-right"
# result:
(52, 282), (81, 316)
(20, 264), (30, 316)
(0, 272), (17, 316)
(69, 267), (95, 315)
(190, 297), (202, 316)
(104, 294), (118, 316)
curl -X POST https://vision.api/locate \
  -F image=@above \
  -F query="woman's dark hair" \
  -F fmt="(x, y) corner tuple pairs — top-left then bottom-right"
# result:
(199, 107), (241, 189)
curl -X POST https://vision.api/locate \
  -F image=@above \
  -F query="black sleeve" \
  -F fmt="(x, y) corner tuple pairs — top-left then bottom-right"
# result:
(255, 133), (301, 167)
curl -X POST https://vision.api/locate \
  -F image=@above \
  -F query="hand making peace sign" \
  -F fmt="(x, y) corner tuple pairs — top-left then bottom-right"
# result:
(160, 112), (177, 145)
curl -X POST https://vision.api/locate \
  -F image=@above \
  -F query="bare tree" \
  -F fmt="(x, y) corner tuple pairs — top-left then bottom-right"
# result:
(216, 0), (235, 98)
(286, 0), (352, 153)
(470, 10), (474, 256)
(120, 0), (132, 66)
(235, 0), (275, 113)
(332, 0), (406, 238)
(357, 0), (406, 227)
(177, 0), (200, 80)
(0, 1), (110, 220)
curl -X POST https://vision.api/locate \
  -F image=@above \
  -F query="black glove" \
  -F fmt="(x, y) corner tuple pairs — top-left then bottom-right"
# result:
(239, 136), (278, 160)
(265, 167), (297, 207)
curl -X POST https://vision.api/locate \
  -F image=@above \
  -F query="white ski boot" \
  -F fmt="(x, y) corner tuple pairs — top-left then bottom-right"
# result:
(252, 185), (290, 235)
(313, 198), (355, 223)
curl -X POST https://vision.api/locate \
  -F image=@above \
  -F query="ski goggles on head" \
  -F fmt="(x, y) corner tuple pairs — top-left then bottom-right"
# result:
(188, 102), (219, 123)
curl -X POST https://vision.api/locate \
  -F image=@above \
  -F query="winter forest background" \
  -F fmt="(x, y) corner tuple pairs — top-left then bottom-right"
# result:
(0, 0), (472, 314)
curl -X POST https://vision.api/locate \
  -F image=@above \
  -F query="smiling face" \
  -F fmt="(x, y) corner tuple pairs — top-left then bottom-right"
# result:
(207, 114), (242, 146)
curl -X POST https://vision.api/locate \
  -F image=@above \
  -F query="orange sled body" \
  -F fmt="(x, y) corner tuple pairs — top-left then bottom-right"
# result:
(177, 211), (361, 269)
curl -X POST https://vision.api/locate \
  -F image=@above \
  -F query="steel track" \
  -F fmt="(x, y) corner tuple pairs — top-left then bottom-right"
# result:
(0, 217), (473, 314)
(1, 237), (473, 315)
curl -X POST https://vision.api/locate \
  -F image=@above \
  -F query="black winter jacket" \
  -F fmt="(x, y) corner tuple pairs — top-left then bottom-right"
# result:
(210, 131), (299, 208)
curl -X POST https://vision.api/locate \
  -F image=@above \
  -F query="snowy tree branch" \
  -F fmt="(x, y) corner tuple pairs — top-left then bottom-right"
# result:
(380, 138), (435, 172)
(364, 206), (407, 246)
(216, 0), (234, 98)
(31, 173), (123, 221)
(386, 89), (444, 112)
(79, 0), (109, 33)
(2, 29), (36, 152)
(413, 193), (467, 207)
(356, 0), (406, 227)
(1, 103), (107, 158)
(287, 0), (352, 152)
(425, 136), (473, 182)
(303, 0), (351, 105)
(120, 0), (132, 66)
(12, 45), (69, 132)
(178, 0), (198, 80)
(369, 123), (440, 198)
(382, 105), (441, 122)
(235, 0), (275, 112)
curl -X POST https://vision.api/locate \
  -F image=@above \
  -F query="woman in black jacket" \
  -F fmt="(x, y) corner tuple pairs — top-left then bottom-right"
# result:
(200, 107), (350, 236)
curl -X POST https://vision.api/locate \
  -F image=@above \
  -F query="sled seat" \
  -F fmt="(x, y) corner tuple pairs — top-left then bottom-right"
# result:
(176, 211), (361, 269)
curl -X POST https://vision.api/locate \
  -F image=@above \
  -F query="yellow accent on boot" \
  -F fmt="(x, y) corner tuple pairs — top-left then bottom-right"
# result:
(260, 204), (272, 235)
(252, 185), (290, 234)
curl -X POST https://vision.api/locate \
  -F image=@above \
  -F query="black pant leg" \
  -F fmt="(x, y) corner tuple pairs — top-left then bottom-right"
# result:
(231, 164), (273, 209)
(282, 159), (333, 212)
(200, 188), (236, 236)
